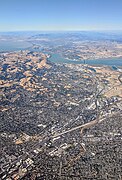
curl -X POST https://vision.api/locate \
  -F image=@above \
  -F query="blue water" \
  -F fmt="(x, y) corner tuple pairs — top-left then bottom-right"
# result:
(0, 41), (31, 52)
(0, 41), (122, 67)
(48, 53), (122, 66)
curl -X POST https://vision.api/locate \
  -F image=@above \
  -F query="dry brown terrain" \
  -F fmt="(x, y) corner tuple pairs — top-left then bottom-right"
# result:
(93, 66), (122, 97)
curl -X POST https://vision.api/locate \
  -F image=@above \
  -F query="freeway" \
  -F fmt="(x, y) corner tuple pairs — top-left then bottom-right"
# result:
(52, 112), (120, 138)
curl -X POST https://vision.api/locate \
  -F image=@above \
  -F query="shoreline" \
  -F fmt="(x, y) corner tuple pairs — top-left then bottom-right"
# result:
(0, 49), (122, 67)
(48, 53), (122, 67)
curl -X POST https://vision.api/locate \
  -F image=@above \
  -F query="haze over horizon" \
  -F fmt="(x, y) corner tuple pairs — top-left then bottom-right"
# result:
(0, 0), (122, 32)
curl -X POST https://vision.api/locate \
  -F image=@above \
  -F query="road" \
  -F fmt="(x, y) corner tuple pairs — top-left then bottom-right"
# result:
(52, 112), (119, 138)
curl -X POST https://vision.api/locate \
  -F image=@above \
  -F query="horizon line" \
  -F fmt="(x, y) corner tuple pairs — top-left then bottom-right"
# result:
(0, 29), (122, 33)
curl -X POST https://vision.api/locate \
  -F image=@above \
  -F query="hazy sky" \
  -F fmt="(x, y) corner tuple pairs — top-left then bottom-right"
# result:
(0, 0), (122, 31)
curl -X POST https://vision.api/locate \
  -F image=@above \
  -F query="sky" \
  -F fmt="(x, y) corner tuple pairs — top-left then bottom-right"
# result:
(0, 0), (122, 31)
